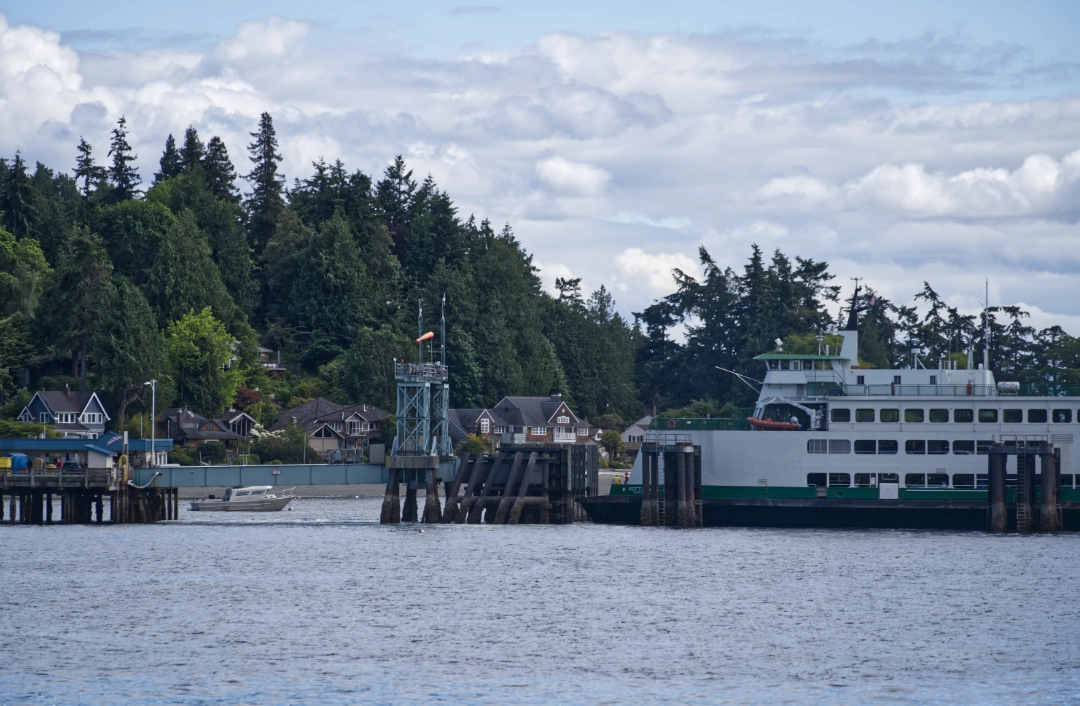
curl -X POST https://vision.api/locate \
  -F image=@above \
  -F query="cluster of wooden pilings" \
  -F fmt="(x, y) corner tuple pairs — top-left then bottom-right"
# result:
(380, 445), (590, 525)
(639, 436), (702, 527)
(1, 469), (178, 525)
(987, 442), (1062, 533)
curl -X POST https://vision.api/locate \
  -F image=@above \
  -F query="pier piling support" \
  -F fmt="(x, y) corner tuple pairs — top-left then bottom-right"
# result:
(1039, 450), (1061, 533)
(508, 452), (539, 525)
(442, 453), (470, 523)
(988, 451), (1007, 533)
(469, 454), (504, 524)
(422, 468), (442, 523)
(402, 474), (419, 523)
(494, 452), (525, 524)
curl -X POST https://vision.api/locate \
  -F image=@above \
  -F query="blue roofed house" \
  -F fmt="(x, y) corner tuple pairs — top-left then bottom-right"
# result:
(17, 385), (110, 439)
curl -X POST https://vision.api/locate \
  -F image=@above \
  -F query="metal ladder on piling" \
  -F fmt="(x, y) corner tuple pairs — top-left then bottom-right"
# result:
(1016, 462), (1030, 533)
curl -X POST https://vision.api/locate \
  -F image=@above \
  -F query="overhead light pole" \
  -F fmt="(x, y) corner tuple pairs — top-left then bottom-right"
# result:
(143, 379), (157, 468)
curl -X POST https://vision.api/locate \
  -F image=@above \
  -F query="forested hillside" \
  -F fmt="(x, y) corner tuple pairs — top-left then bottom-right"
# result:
(0, 113), (1076, 436)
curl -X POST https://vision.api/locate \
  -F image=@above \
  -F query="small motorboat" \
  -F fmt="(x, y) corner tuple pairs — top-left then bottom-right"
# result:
(747, 417), (800, 431)
(189, 486), (296, 512)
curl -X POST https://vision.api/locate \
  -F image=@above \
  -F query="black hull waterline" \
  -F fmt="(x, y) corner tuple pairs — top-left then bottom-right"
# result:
(579, 495), (1080, 530)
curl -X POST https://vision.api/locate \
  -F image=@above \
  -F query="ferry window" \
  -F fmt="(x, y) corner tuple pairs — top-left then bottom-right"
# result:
(978, 409), (998, 423)
(829, 439), (851, 454)
(976, 441), (993, 455)
(927, 473), (949, 488)
(905, 473), (926, 487)
(1003, 409), (1022, 423)
(878, 440), (898, 454)
(905, 409), (924, 423)
(953, 474), (975, 489)
(879, 473), (899, 484)
(976, 474), (989, 489)
(1060, 474), (1074, 489)
(1027, 409), (1047, 424)
(856, 375), (865, 385)
(828, 473), (851, 487)
(854, 473), (872, 487)
(954, 409), (974, 423)
(880, 409), (899, 423)
(854, 440), (876, 454)
(855, 409), (875, 422)
(905, 440), (926, 455)
(929, 409), (949, 423)
(893, 375), (902, 384)
(1052, 409), (1072, 423)
(807, 439), (828, 454)
(952, 440), (975, 455)
(806, 473), (826, 488)
(928, 440), (949, 455)
(930, 375), (937, 385)
(831, 408), (851, 422)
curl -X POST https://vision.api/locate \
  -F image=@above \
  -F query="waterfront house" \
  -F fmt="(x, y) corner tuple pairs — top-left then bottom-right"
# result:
(270, 398), (388, 459)
(18, 386), (110, 439)
(449, 393), (593, 448)
(158, 408), (243, 447)
(620, 408), (656, 462)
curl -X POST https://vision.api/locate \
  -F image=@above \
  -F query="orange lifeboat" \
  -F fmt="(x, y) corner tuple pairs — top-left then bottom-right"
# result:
(747, 417), (800, 431)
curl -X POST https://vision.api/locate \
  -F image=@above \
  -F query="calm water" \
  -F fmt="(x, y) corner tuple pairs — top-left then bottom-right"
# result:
(1, 498), (1078, 705)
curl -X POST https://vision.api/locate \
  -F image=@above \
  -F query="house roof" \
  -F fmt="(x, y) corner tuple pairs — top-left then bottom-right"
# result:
(27, 390), (109, 418)
(217, 410), (258, 426)
(339, 403), (390, 423)
(159, 408), (242, 442)
(270, 397), (345, 431)
(623, 415), (653, 432)
(492, 395), (581, 428)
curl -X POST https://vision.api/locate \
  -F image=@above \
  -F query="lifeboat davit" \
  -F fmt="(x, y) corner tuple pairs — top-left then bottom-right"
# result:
(747, 417), (800, 431)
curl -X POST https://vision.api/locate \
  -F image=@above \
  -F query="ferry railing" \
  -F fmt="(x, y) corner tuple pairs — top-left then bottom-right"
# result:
(840, 384), (998, 397)
(393, 362), (449, 381)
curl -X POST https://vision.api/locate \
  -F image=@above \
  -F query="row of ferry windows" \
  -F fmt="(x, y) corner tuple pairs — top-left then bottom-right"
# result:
(808, 439), (991, 455)
(807, 473), (1077, 489)
(830, 408), (1075, 424)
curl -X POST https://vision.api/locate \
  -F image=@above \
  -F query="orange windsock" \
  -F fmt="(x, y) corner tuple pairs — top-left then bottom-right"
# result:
(416, 331), (435, 342)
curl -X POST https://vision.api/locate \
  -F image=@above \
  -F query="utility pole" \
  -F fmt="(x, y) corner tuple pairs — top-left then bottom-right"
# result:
(143, 379), (157, 467)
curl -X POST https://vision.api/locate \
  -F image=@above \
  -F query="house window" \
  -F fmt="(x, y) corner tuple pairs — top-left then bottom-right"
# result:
(480, 418), (490, 434)
(557, 415), (569, 424)
(531, 426), (546, 435)
(577, 426), (588, 435)
(494, 426), (506, 434)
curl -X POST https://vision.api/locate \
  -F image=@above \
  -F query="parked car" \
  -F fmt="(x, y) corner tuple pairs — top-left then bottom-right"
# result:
(61, 461), (84, 471)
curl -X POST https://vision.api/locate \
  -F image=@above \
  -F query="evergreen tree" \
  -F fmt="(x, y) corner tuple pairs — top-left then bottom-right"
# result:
(50, 228), (114, 390)
(107, 116), (141, 200)
(202, 136), (239, 202)
(374, 155), (416, 256)
(286, 214), (369, 342)
(180, 126), (205, 172)
(0, 224), (50, 317)
(96, 200), (176, 285)
(92, 275), (166, 432)
(74, 138), (107, 198)
(244, 112), (285, 254)
(145, 210), (238, 331)
(154, 134), (182, 184)
(1, 152), (35, 239)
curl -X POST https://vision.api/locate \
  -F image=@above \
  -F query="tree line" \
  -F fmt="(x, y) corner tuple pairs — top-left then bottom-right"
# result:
(0, 114), (1076, 438)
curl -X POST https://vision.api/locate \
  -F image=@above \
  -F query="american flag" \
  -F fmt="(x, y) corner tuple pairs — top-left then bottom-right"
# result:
(104, 433), (123, 446)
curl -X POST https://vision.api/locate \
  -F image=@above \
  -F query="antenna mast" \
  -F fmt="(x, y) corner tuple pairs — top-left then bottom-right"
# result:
(982, 280), (989, 372)
(440, 294), (446, 365)
(418, 298), (423, 363)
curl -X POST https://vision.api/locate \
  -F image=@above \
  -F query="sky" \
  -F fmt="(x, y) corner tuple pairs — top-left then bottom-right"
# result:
(2, 1), (1079, 334)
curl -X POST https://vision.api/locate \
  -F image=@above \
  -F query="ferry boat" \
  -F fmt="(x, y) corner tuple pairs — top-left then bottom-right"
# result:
(582, 290), (1079, 529)
(189, 486), (296, 512)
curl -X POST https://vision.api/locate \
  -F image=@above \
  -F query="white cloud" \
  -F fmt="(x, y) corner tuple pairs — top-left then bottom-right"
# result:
(534, 156), (611, 196)
(613, 248), (701, 294)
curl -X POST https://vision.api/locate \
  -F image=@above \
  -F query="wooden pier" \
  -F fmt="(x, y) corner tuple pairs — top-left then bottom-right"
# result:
(1, 468), (179, 525)
(987, 436), (1061, 533)
(638, 433), (702, 527)
(380, 444), (598, 525)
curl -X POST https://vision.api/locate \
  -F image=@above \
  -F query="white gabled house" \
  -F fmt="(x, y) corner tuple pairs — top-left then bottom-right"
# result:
(18, 385), (111, 439)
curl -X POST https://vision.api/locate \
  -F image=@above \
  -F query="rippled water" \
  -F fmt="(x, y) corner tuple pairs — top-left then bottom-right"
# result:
(1, 497), (1078, 705)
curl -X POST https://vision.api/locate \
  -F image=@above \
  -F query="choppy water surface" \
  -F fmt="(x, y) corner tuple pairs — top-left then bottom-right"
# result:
(1, 498), (1078, 705)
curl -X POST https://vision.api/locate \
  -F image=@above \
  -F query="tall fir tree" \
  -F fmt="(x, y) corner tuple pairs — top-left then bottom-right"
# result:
(74, 138), (107, 198)
(244, 112), (285, 254)
(107, 116), (141, 201)
(50, 228), (115, 390)
(202, 136), (239, 203)
(1, 152), (34, 239)
(180, 126), (205, 172)
(155, 134), (182, 184)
